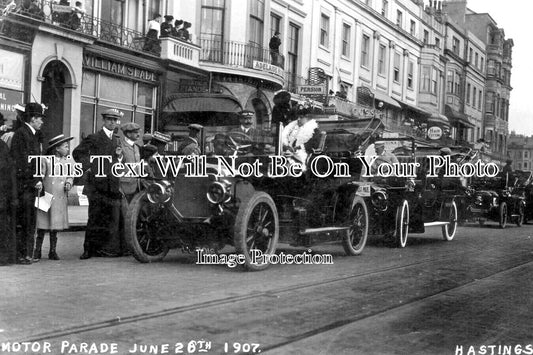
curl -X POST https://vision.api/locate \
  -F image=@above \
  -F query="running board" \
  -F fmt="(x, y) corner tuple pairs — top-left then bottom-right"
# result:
(299, 226), (350, 235)
(424, 221), (450, 227)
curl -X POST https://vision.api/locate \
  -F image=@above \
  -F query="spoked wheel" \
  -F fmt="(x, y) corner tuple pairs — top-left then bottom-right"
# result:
(516, 202), (524, 227)
(499, 202), (508, 229)
(441, 200), (458, 241)
(234, 192), (279, 271)
(342, 196), (369, 255)
(394, 200), (409, 248)
(126, 191), (170, 263)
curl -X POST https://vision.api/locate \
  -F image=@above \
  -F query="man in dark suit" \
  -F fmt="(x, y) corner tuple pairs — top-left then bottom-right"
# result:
(177, 124), (202, 156)
(73, 108), (124, 259)
(10, 103), (45, 264)
(231, 110), (263, 155)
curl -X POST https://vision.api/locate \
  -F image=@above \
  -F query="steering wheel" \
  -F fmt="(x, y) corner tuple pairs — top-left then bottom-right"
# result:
(225, 132), (253, 156)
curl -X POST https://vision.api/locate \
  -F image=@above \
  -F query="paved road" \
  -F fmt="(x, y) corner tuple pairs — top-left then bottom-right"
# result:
(1, 222), (532, 355)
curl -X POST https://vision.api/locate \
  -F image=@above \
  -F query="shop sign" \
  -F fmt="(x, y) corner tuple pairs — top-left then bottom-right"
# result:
(297, 85), (326, 95)
(83, 54), (158, 82)
(178, 79), (222, 93)
(0, 88), (24, 124)
(427, 126), (443, 140)
(382, 132), (401, 151)
(0, 49), (24, 91)
(252, 61), (283, 77)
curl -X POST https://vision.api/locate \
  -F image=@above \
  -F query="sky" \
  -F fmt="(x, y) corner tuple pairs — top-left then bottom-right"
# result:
(465, 0), (533, 136)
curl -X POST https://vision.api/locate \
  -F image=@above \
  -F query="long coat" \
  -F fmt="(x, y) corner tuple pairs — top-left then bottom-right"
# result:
(0, 140), (17, 265)
(36, 155), (75, 230)
(10, 123), (42, 192)
(73, 129), (122, 200)
(119, 139), (141, 195)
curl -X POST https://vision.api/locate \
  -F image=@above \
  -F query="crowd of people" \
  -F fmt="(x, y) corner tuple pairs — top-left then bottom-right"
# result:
(0, 104), (166, 265)
(143, 13), (193, 55)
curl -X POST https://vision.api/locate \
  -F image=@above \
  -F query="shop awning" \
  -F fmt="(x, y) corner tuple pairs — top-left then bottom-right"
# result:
(370, 89), (402, 109)
(398, 100), (431, 117)
(427, 113), (450, 127)
(445, 105), (475, 128)
(163, 93), (243, 113)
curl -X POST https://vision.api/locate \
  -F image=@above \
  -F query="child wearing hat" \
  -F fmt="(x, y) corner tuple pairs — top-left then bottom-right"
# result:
(34, 134), (76, 261)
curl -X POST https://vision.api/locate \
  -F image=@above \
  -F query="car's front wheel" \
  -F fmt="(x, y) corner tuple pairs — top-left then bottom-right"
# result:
(233, 192), (279, 271)
(499, 202), (508, 229)
(441, 200), (458, 241)
(395, 200), (409, 248)
(516, 202), (524, 227)
(342, 196), (368, 255)
(126, 191), (170, 263)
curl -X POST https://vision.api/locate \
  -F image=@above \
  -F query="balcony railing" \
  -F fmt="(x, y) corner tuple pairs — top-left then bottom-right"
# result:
(160, 37), (200, 66)
(0, 0), (154, 54)
(199, 39), (285, 71)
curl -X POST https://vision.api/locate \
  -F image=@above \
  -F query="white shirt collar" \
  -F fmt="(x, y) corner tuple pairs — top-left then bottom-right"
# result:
(24, 122), (36, 135)
(103, 126), (114, 139)
(241, 126), (251, 133)
(125, 137), (135, 146)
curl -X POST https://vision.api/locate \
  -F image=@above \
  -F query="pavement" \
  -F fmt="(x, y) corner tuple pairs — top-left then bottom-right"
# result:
(0, 222), (532, 355)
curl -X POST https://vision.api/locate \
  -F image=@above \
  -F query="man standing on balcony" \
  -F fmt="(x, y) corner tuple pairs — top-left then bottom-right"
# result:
(269, 31), (281, 66)
(143, 13), (161, 55)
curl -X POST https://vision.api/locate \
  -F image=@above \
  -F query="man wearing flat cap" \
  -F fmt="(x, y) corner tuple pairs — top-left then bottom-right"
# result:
(10, 103), (45, 264)
(73, 108), (125, 259)
(120, 122), (142, 203)
(177, 124), (202, 156)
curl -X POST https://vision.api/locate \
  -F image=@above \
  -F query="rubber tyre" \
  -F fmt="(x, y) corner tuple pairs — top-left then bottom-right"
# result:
(342, 196), (369, 255)
(441, 200), (458, 241)
(499, 202), (507, 229)
(125, 190), (170, 263)
(478, 220), (485, 227)
(516, 202), (524, 227)
(233, 191), (279, 271)
(394, 200), (409, 248)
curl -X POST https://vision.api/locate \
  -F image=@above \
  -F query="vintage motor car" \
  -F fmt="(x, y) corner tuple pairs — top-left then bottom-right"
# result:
(515, 170), (533, 224)
(361, 142), (461, 248)
(125, 101), (381, 271)
(464, 170), (526, 228)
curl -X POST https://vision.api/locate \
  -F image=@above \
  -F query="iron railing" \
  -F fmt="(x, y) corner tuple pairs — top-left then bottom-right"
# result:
(199, 38), (285, 70)
(0, 0), (154, 54)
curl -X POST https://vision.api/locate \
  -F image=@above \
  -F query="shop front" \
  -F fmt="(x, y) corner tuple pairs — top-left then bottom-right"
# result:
(80, 51), (162, 139)
(0, 48), (27, 126)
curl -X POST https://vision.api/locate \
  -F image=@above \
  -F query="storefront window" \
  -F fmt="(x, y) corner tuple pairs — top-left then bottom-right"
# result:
(0, 49), (25, 126)
(100, 75), (134, 103)
(81, 73), (156, 138)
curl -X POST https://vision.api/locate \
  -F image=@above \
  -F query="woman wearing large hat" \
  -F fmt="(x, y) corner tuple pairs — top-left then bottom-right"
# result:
(34, 134), (75, 261)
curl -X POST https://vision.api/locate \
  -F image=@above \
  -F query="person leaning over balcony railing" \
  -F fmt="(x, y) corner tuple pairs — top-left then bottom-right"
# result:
(143, 13), (162, 55)
(171, 19), (183, 38)
(68, 1), (85, 30)
(177, 21), (192, 42)
(160, 15), (174, 38)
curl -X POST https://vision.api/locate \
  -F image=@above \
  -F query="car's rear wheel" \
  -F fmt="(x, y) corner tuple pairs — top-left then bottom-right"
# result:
(441, 200), (458, 241)
(126, 191), (170, 263)
(233, 192), (279, 271)
(516, 202), (524, 227)
(394, 200), (409, 248)
(342, 196), (368, 255)
(499, 202), (508, 229)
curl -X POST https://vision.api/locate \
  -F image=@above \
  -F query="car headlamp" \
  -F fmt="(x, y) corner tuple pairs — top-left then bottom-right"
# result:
(147, 181), (172, 204)
(371, 190), (388, 211)
(206, 180), (232, 204)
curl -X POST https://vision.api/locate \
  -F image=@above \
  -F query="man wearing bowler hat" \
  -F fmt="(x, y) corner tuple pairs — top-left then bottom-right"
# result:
(10, 103), (45, 264)
(73, 108), (125, 259)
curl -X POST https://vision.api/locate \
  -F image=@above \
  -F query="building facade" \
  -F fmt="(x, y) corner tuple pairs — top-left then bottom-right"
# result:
(0, 0), (513, 155)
